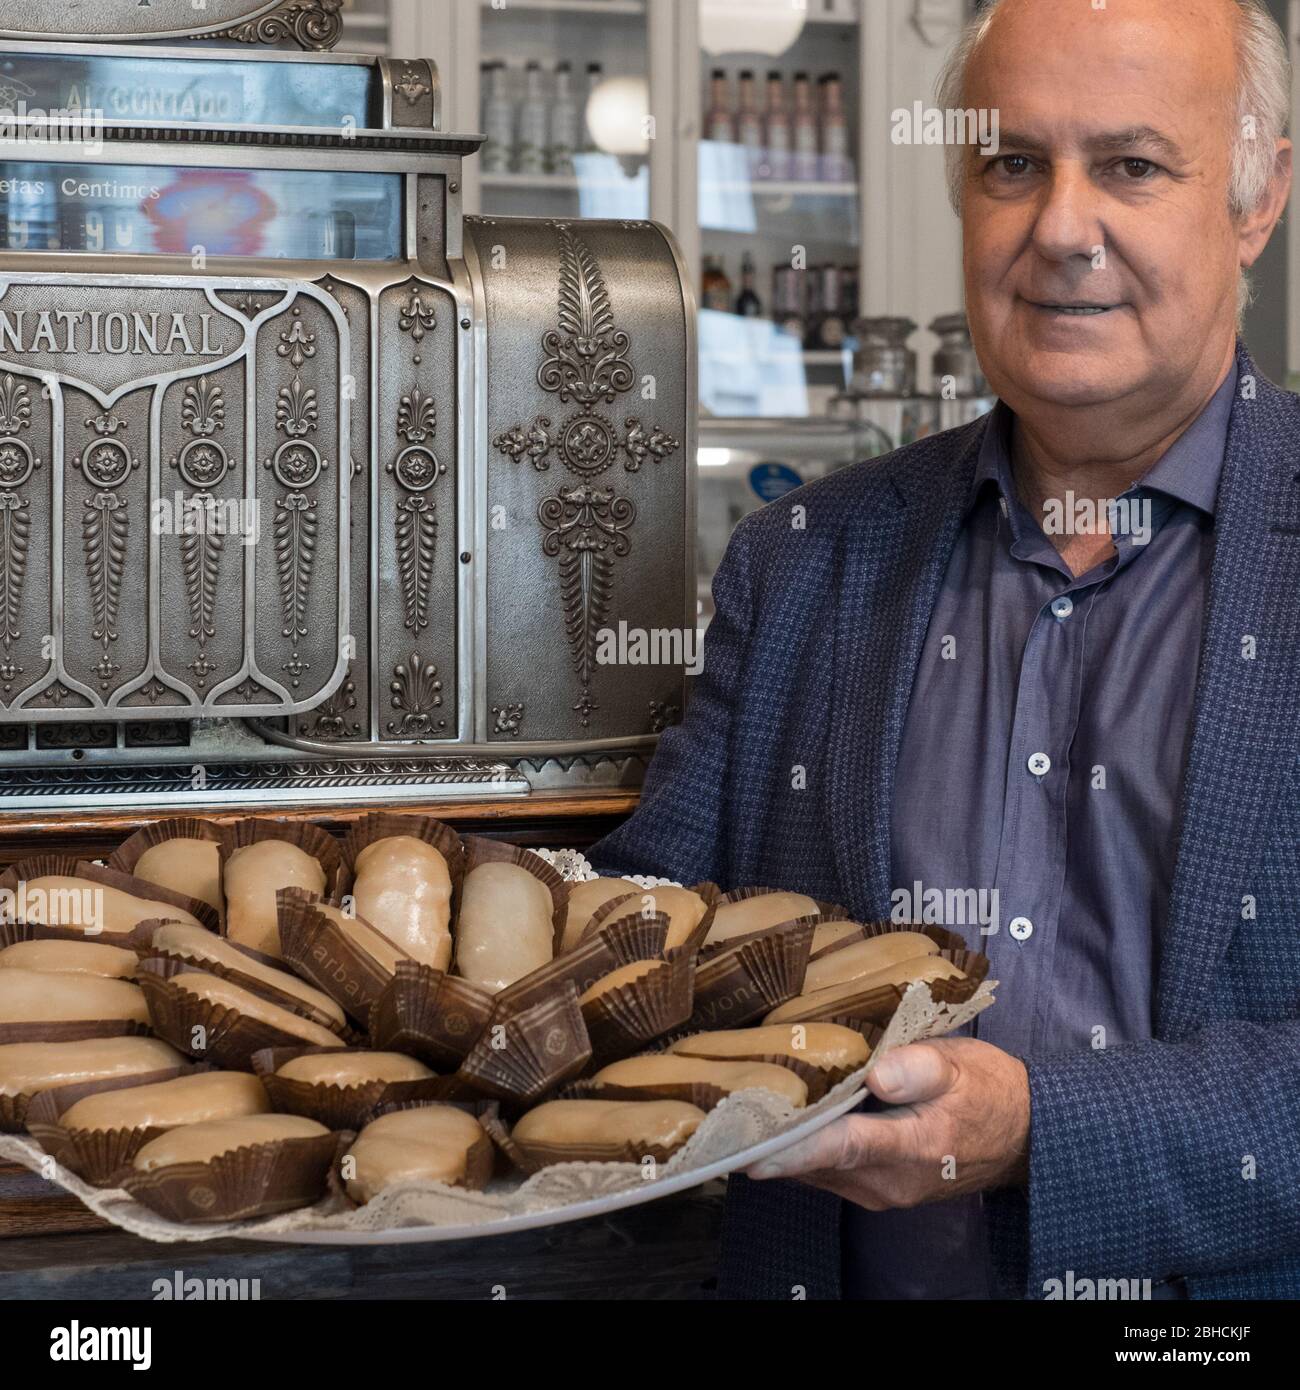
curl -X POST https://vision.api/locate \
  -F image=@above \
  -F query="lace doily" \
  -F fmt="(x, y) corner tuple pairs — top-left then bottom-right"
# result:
(0, 978), (996, 1244)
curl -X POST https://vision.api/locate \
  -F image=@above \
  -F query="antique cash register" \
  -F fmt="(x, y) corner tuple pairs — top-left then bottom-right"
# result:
(0, 0), (695, 811)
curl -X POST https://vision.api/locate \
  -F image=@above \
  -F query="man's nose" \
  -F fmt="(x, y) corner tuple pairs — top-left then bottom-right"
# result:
(1030, 163), (1105, 264)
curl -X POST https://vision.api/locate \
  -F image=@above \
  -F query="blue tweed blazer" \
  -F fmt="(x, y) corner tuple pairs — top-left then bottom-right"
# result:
(590, 345), (1300, 1300)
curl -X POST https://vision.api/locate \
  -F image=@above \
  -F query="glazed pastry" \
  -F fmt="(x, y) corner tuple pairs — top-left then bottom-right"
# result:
(147, 921), (345, 1030)
(454, 862), (554, 993)
(511, 1098), (704, 1154)
(0, 940), (138, 980)
(801, 931), (938, 993)
(764, 957), (965, 1025)
(560, 877), (640, 952)
(19, 876), (204, 938)
(0, 1037), (183, 1097)
(578, 960), (665, 1006)
(704, 891), (819, 946)
(223, 840), (326, 958)
(352, 837), (453, 972)
(591, 1054), (808, 1107)
(582, 883), (707, 953)
(132, 839), (222, 914)
(131, 1113), (328, 1171)
(275, 1051), (434, 1087)
(61, 1072), (269, 1132)
(0, 969), (148, 1026)
(344, 1106), (488, 1202)
(168, 972), (342, 1048)
(668, 1022), (871, 1072)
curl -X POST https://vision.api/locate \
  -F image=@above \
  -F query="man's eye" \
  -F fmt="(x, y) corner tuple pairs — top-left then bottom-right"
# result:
(990, 155), (1034, 177)
(1117, 158), (1158, 180)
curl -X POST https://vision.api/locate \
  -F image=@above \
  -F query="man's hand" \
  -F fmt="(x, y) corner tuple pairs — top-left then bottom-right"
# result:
(745, 1038), (1030, 1209)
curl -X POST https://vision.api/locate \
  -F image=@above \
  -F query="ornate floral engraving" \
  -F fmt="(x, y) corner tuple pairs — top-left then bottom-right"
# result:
(492, 224), (679, 477)
(220, 0), (344, 52)
(388, 652), (445, 738)
(78, 415), (138, 691)
(0, 376), (37, 671)
(395, 63), (433, 106)
(492, 703), (524, 738)
(304, 666), (360, 741)
(539, 484), (635, 726)
(398, 285), (438, 343)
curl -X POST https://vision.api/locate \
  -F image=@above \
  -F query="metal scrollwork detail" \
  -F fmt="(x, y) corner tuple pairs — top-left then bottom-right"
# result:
(0, 377), (38, 667)
(492, 703), (525, 738)
(494, 224), (679, 478)
(395, 63), (433, 105)
(79, 416), (137, 690)
(539, 484), (635, 727)
(393, 493), (436, 633)
(398, 285), (438, 343)
(388, 652), (445, 738)
(304, 666), (360, 741)
(219, 0), (345, 52)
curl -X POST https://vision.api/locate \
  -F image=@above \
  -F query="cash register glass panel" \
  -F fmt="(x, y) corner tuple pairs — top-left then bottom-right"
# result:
(0, 50), (375, 128)
(0, 161), (402, 259)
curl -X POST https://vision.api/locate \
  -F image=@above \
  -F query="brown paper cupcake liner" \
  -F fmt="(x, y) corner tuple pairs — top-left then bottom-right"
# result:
(451, 982), (592, 1105)
(0, 1017), (152, 1047)
(22, 1063), (211, 1186)
(481, 1106), (695, 1176)
(681, 916), (819, 1032)
(250, 1046), (448, 1130)
(137, 960), (343, 1071)
(216, 817), (349, 956)
(580, 951), (697, 1069)
(770, 945), (990, 1028)
(275, 889), (408, 1029)
(131, 915), (349, 1037)
(558, 1075), (733, 1112)
(494, 910), (672, 1017)
(367, 962), (496, 1070)
(583, 880), (720, 958)
(121, 1129), (342, 1224)
(456, 835), (570, 957)
(0, 916), (144, 955)
(805, 921), (870, 960)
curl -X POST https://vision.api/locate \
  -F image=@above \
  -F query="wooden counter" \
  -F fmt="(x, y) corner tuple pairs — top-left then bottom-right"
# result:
(0, 1183), (724, 1300)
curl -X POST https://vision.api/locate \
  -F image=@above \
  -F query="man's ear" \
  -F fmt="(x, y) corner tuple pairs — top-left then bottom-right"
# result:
(1239, 139), (1293, 270)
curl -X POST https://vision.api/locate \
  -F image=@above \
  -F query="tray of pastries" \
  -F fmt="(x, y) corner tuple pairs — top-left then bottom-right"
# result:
(0, 814), (996, 1245)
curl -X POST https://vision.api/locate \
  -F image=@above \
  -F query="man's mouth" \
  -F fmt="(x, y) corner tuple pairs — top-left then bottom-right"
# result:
(1028, 300), (1120, 317)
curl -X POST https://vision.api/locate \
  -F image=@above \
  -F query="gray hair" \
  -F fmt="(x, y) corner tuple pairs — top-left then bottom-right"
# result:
(938, 0), (1292, 219)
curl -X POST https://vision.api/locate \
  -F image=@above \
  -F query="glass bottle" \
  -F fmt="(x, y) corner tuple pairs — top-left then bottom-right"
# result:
(791, 71), (819, 181)
(736, 69), (763, 175)
(764, 70), (791, 181)
(480, 62), (514, 175)
(705, 68), (735, 145)
(549, 61), (579, 176)
(735, 252), (763, 317)
(819, 71), (852, 183)
(517, 61), (549, 175)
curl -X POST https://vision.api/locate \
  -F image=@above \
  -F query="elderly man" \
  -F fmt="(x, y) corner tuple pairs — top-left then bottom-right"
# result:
(591, 0), (1299, 1299)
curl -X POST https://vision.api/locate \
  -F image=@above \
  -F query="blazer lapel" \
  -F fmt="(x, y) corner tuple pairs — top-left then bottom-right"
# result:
(824, 426), (983, 921)
(1158, 353), (1300, 1038)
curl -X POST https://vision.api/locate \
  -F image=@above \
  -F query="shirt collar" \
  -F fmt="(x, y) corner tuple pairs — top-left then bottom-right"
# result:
(968, 362), (1237, 520)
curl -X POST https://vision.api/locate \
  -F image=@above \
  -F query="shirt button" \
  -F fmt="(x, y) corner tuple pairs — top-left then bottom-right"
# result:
(1050, 596), (1074, 620)
(1009, 916), (1034, 941)
(1027, 751), (1052, 776)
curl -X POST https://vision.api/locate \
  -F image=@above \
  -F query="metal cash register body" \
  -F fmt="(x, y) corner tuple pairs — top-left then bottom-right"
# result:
(0, 1), (695, 809)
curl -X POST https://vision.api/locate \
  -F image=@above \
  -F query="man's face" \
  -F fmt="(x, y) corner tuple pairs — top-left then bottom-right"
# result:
(962, 0), (1254, 414)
